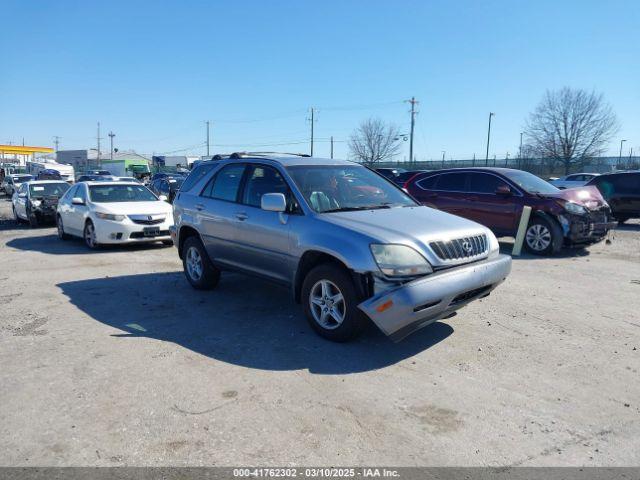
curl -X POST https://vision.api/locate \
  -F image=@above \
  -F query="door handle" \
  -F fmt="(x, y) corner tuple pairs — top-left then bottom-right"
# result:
(235, 212), (248, 221)
(195, 203), (205, 211)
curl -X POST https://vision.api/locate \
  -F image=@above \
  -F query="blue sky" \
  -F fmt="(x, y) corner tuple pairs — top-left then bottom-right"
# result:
(1, 0), (638, 160)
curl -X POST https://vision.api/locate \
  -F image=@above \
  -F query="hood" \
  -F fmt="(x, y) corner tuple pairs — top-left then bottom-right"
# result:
(93, 201), (172, 215)
(320, 205), (497, 267)
(540, 186), (607, 210)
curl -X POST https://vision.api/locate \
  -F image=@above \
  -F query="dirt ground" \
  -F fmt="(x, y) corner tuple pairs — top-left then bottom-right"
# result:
(0, 195), (639, 466)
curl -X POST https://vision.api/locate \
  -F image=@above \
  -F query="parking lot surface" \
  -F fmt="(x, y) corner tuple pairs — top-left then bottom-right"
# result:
(0, 196), (639, 466)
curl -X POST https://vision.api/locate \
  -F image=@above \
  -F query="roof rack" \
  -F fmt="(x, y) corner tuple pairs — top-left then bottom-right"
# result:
(228, 151), (311, 159)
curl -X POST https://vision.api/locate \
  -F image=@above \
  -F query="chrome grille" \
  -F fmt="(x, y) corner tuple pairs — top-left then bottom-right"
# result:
(128, 214), (166, 225)
(430, 234), (487, 261)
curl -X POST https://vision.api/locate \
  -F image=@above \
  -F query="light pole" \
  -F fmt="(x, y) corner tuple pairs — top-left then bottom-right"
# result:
(485, 112), (495, 166)
(518, 132), (523, 169)
(108, 132), (115, 160)
(441, 150), (446, 168)
(619, 139), (626, 165)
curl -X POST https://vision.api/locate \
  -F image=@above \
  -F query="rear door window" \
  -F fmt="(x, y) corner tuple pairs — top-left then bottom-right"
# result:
(242, 165), (289, 207)
(435, 173), (468, 192)
(201, 164), (246, 202)
(181, 163), (217, 193)
(416, 175), (439, 190)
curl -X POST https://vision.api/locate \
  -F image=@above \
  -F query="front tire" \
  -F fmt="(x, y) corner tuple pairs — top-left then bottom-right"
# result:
(27, 208), (39, 228)
(57, 215), (70, 240)
(524, 216), (562, 256)
(301, 263), (367, 342)
(182, 236), (220, 290)
(84, 221), (99, 249)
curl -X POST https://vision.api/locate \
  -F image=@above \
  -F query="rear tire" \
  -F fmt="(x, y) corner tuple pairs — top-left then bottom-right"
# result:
(301, 263), (367, 342)
(524, 216), (563, 256)
(182, 236), (220, 290)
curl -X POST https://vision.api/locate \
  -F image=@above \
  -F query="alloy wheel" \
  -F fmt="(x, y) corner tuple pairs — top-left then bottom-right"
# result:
(186, 246), (203, 281)
(85, 223), (96, 248)
(309, 279), (346, 330)
(526, 224), (551, 251)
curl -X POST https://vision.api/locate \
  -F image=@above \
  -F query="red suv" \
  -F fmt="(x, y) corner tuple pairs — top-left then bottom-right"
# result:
(404, 167), (616, 255)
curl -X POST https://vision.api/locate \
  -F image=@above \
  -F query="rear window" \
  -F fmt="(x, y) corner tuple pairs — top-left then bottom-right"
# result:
(180, 163), (217, 193)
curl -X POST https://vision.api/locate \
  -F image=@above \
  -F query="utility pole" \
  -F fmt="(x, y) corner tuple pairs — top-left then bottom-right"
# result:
(472, 153), (476, 167)
(330, 136), (334, 159)
(518, 132), (523, 169)
(108, 132), (115, 160)
(53, 136), (60, 153)
(441, 150), (446, 168)
(97, 122), (102, 162)
(619, 139), (626, 164)
(485, 112), (495, 166)
(406, 97), (419, 165)
(205, 121), (210, 157)
(308, 108), (315, 156)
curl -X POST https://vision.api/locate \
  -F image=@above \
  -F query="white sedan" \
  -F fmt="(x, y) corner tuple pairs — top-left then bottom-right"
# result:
(549, 173), (600, 189)
(56, 181), (174, 249)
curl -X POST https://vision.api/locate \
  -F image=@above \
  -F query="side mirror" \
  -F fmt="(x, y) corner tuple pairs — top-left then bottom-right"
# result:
(72, 197), (85, 205)
(261, 193), (287, 212)
(159, 195), (168, 202)
(495, 185), (512, 196)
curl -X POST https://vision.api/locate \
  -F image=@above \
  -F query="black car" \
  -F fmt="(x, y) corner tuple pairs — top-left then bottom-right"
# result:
(36, 169), (63, 181)
(86, 170), (112, 176)
(76, 174), (115, 182)
(587, 171), (640, 223)
(375, 167), (407, 184)
(150, 176), (184, 203)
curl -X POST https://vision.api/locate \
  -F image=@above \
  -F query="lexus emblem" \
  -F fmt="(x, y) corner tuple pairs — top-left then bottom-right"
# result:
(461, 240), (473, 254)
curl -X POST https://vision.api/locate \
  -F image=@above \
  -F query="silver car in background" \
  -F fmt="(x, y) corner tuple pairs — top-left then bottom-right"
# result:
(170, 153), (512, 342)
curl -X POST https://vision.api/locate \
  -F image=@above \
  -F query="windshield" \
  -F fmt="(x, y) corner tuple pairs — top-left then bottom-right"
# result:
(287, 165), (416, 213)
(502, 170), (560, 194)
(89, 184), (158, 203)
(30, 183), (69, 197)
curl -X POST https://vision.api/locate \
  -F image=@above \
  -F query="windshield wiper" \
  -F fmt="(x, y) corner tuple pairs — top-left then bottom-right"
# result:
(323, 205), (392, 213)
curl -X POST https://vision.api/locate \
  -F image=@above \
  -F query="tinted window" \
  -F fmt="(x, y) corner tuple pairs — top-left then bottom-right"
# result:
(435, 173), (467, 192)
(468, 173), (508, 194)
(416, 175), (439, 190)
(202, 164), (245, 202)
(243, 165), (289, 208)
(181, 163), (217, 193)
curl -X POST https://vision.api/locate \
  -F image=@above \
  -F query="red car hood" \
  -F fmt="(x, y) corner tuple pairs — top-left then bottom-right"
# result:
(542, 186), (607, 210)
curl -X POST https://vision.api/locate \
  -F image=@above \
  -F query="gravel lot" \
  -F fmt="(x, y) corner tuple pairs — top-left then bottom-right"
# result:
(0, 195), (639, 467)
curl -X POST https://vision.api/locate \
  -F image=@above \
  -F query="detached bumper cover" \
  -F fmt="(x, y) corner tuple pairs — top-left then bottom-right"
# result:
(358, 254), (512, 342)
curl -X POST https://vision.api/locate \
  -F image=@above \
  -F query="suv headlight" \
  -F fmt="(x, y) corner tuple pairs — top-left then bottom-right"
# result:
(561, 201), (588, 215)
(95, 212), (125, 222)
(370, 244), (433, 277)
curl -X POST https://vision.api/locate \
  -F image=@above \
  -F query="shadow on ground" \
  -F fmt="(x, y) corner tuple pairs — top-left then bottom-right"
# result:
(57, 272), (453, 374)
(498, 239), (591, 260)
(6, 233), (170, 255)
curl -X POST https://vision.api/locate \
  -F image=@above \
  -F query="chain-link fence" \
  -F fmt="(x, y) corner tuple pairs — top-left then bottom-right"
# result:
(373, 156), (640, 177)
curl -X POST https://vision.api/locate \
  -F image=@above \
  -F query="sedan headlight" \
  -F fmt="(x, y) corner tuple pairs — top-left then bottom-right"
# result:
(561, 201), (588, 215)
(95, 212), (125, 222)
(370, 244), (433, 277)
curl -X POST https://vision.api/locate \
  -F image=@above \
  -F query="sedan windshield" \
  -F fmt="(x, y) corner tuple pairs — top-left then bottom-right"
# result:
(287, 165), (416, 213)
(30, 183), (69, 197)
(89, 184), (158, 203)
(502, 170), (560, 194)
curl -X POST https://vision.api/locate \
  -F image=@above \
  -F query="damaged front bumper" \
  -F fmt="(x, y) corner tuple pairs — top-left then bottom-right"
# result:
(358, 254), (512, 342)
(558, 211), (617, 245)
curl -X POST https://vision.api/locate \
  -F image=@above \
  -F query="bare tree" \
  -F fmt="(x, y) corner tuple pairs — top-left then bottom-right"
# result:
(348, 118), (401, 165)
(524, 87), (618, 175)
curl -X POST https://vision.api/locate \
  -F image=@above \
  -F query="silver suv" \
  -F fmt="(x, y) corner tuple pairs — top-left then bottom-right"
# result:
(170, 153), (512, 342)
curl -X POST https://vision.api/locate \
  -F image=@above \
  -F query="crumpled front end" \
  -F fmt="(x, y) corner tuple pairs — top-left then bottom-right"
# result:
(358, 254), (512, 342)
